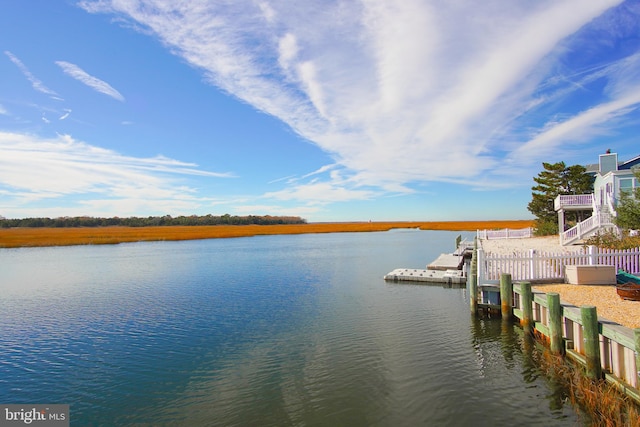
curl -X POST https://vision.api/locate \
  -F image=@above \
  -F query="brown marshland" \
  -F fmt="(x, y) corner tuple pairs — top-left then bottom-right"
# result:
(0, 220), (533, 248)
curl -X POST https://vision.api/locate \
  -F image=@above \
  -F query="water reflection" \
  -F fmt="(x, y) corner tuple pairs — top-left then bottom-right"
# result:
(0, 231), (583, 426)
(470, 315), (577, 424)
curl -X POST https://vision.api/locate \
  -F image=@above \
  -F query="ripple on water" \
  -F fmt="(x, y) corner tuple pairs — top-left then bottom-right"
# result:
(0, 233), (580, 426)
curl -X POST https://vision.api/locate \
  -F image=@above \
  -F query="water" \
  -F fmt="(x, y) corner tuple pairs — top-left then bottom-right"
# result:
(0, 230), (580, 426)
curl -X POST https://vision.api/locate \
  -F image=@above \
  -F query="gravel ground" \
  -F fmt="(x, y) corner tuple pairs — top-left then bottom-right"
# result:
(532, 283), (640, 329)
(480, 236), (640, 330)
(480, 235), (584, 255)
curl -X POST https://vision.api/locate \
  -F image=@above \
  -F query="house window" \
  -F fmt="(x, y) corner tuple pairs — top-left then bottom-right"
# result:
(619, 178), (637, 195)
(620, 178), (632, 189)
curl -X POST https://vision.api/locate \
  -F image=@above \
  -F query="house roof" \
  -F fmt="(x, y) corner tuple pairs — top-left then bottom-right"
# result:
(585, 163), (599, 174)
(584, 153), (640, 175)
(619, 154), (640, 170)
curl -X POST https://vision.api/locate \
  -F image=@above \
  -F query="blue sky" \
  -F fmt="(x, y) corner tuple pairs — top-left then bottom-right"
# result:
(1, 1), (639, 222)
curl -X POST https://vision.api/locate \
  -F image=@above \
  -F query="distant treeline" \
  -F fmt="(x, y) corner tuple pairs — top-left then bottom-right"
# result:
(0, 214), (307, 228)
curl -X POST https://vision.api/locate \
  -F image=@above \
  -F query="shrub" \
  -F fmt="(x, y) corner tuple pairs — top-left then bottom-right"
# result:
(584, 230), (640, 250)
(534, 219), (558, 236)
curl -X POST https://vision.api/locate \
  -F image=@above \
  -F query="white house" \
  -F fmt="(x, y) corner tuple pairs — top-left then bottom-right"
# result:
(554, 152), (640, 245)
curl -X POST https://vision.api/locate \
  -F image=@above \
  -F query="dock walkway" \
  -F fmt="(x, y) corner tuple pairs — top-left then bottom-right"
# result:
(384, 238), (473, 284)
(427, 253), (464, 270)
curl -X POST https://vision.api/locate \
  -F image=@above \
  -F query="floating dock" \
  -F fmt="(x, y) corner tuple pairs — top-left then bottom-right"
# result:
(384, 238), (473, 284)
(427, 253), (465, 270)
(384, 268), (466, 284)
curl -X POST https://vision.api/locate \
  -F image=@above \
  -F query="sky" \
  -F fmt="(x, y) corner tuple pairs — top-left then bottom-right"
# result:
(1, 1), (639, 222)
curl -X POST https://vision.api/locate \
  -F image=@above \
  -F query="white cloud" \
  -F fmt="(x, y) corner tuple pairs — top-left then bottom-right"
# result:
(59, 109), (72, 120)
(511, 88), (640, 161)
(277, 33), (298, 71)
(257, 1), (276, 24)
(232, 203), (320, 218)
(79, 0), (639, 200)
(0, 131), (232, 215)
(264, 181), (378, 204)
(0, 104), (8, 115)
(4, 51), (59, 96)
(55, 61), (125, 101)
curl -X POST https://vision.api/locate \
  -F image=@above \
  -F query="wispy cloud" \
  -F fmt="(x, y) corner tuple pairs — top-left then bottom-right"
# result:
(511, 89), (640, 161)
(4, 50), (59, 97)
(264, 181), (378, 204)
(59, 109), (72, 120)
(0, 104), (7, 115)
(79, 0), (640, 200)
(0, 131), (233, 217)
(55, 61), (125, 101)
(232, 203), (321, 218)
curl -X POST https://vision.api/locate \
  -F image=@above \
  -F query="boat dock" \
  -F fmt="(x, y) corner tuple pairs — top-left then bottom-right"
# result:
(385, 228), (640, 406)
(384, 237), (473, 284)
(384, 268), (466, 285)
(427, 253), (465, 270)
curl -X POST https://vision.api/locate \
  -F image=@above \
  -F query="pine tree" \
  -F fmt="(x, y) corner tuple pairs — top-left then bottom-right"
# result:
(528, 162), (566, 234)
(527, 162), (594, 235)
(563, 164), (594, 195)
(563, 164), (595, 222)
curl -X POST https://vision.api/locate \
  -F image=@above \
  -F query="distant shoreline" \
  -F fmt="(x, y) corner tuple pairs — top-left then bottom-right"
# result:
(0, 220), (534, 248)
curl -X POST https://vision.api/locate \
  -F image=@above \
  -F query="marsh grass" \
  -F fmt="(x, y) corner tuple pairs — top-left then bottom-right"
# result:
(0, 220), (534, 248)
(533, 346), (640, 426)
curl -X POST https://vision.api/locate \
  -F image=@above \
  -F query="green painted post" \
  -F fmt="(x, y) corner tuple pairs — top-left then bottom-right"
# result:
(471, 258), (477, 279)
(634, 329), (640, 388)
(547, 293), (563, 355)
(469, 247), (478, 315)
(520, 282), (533, 335)
(469, 272), (478, 315)
(500, 273), (512, 320)
(581, 306), (602, 380)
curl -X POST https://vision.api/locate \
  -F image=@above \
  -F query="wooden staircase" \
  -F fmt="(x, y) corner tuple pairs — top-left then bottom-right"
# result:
(561, 204), (617, 245)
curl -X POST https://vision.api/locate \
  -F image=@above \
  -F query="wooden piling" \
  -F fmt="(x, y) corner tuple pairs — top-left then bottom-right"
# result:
(581, 306), (602, 380)
(547, 293), (563, 355)
(469, 275), (478, 315)
(470, 245), (478, 314)
(500, 273), (512, 320)
(520, 282), (533, 335)
(635, 328), (640, 388)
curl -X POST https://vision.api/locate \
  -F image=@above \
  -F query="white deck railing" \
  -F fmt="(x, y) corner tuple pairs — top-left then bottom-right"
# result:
(561, 212), (617, 245)
(477, 246), (640, 283)
(477, 227), (533, 240)
(554, 194), (594, 210)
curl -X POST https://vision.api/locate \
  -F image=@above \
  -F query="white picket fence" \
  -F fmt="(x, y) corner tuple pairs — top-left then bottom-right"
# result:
(476, 227), (533, 240)
(477, 245), (640, 283)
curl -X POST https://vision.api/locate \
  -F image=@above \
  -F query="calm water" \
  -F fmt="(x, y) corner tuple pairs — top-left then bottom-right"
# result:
(0, 230), (581, 426)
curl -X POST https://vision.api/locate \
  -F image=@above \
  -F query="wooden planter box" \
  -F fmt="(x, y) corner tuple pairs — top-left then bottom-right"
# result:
(565, 265), (616, 285)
